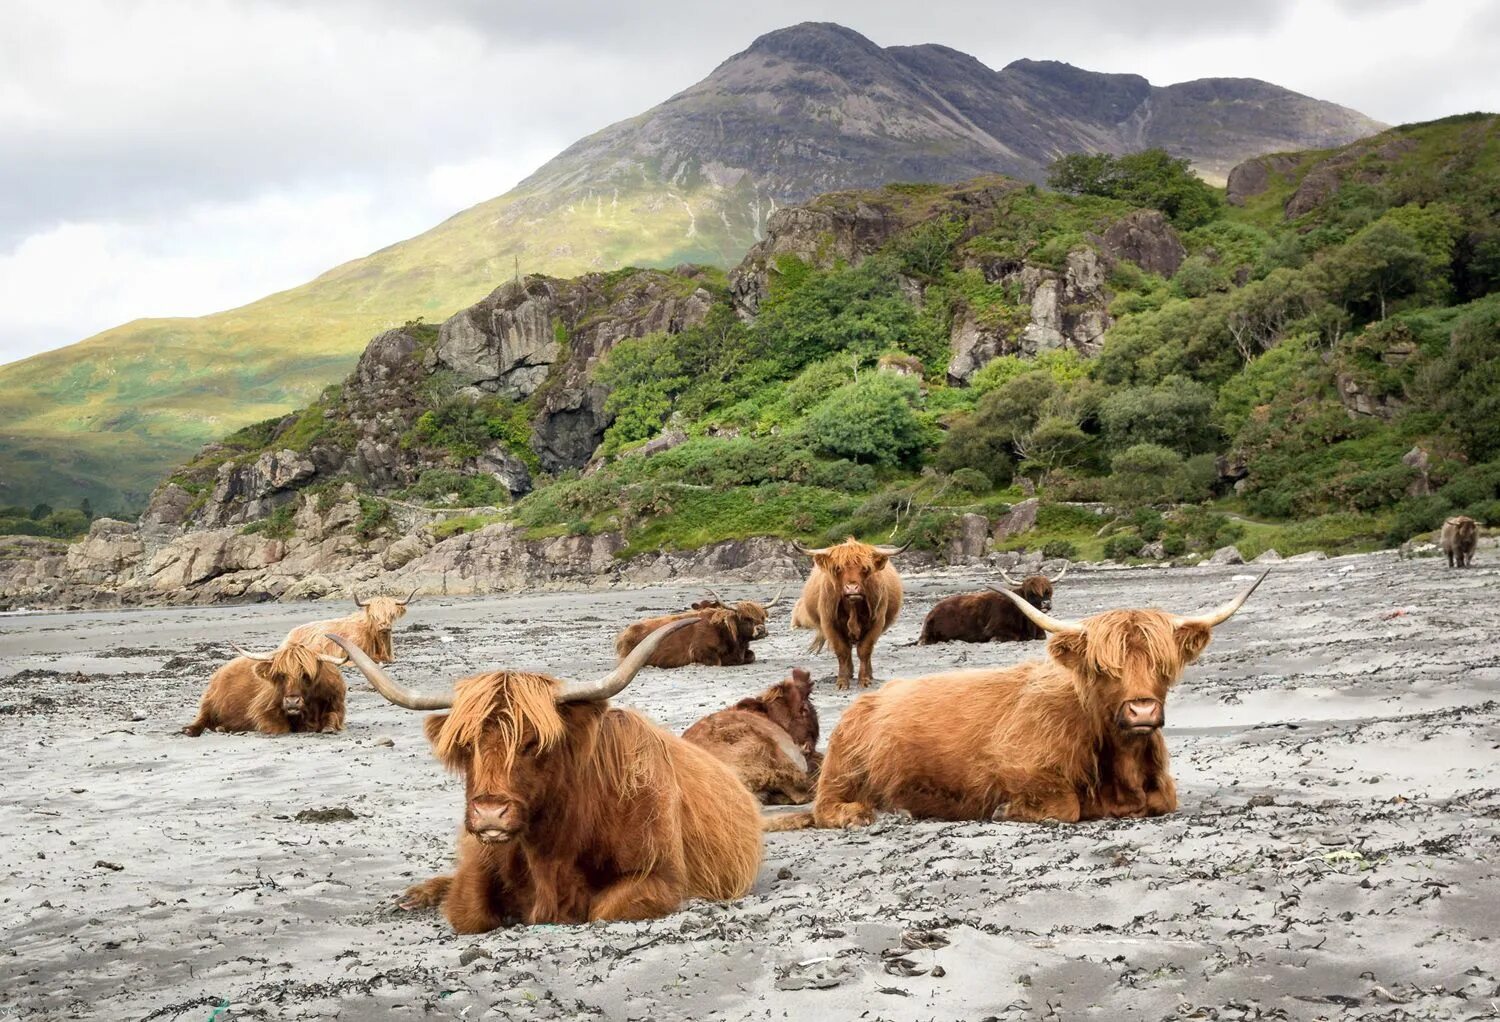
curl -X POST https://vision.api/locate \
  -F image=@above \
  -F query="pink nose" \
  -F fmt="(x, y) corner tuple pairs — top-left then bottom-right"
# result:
(467, 800), (519, 841)
(282, 696), (304, 713)
(842, 584), (864, 598)
(1118, 699), (1163, 730)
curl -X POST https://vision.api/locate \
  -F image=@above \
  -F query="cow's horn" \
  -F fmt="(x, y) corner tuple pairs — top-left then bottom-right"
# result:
(702, 587), (724, 606)
(230, 642), (274, 662)
(1171, 569), (1269, 629)
(997, 565), (1022, 587)
(554, 617), (697, 704)
(317, 652), (350, 666)
(872, 541), (911, 556)
(397, 587), (419, 606)
(763, 586), (785, 610)
(353, 591), (370, 609)
(1047, 561), (1070, 583)
(326, 633), (452, 710)
(792, 541), (832, 557)
(988, 586), (1083, 634)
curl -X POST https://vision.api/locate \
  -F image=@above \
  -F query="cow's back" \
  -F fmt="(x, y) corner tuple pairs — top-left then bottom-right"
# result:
(666, 735), (762, 900)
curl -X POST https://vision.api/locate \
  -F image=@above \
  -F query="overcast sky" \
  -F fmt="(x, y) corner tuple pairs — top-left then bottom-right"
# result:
(2, 0), (1497, 366)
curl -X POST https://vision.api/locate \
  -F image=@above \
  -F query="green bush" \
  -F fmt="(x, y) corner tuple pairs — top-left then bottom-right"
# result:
(242, 503), (296, 540)
(355, 497), (391, 540)
(1042, 539), (1079, 559)
(802, 373), (932, 468)
(1103, 531), (1145, 560)
(948, 467), (992, 495)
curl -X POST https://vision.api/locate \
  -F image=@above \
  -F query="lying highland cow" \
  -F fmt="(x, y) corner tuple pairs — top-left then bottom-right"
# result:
(1441, 515), (1479, 568)
(330, 618), (762, 931)
(791, 538), (907, 689)
(284, 590), (415, 664)
(684, 668), (821, 804)
(183, 643), (348, 736)
(613, 589), (781, 668)
(768, 571), (1268, 830)
(919, 563), (1069, 644)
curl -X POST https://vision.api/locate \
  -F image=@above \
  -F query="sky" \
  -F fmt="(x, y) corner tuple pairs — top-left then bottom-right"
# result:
(2, 0), (1497, 366)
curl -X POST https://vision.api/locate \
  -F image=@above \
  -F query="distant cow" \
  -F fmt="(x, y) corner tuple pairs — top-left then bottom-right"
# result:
(284, 590), (415, 664)
(183, 643), (348, 736)
(791, 538), (907, 689)
(330, 619), (761, 931)
(919, 564), (1069, 644)
(684, 669), (821, 804)
(767, 571), (1268, 831)
(614, 589), (782, 668)
(1441, 515), (1479, 568)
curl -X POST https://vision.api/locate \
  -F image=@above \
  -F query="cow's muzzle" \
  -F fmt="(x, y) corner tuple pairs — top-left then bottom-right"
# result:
(1116, 699), (1163, 733)
(281, 696), (305, 716)
(841, 584), (865, 600)
(467, 799), (522, 844)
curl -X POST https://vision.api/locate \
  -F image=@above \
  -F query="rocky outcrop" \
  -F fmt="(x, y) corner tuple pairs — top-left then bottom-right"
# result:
(1225, 154), (1301, 206)
(1098, 210), (1186, 277)
(992, 499), (1039, 540)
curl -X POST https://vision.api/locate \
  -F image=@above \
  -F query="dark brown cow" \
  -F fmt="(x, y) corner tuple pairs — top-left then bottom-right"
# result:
(183, 643), (348, 736)
(683, 669), (821, 804)
(919, 564), (1069, 644)
(613, 590), (781, 668)
(790, 538), (907, 689)
(1441, 515), (1479, 568)
(330, 619), (761, 932)
(767, 572), (1268, 831)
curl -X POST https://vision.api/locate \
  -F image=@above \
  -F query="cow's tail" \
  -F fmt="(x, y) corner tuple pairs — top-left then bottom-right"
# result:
(761, 808), (816, 832)
(805, 635), (826, 654)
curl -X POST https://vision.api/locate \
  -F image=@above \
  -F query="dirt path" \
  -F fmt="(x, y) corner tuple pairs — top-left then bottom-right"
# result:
(1, 555), (1497, 1020)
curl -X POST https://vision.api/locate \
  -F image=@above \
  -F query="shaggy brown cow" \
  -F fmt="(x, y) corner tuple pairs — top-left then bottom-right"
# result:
(919, 563), (1069, 644)
(183, 643), (348, 736)
(790, 538), (907, 689)
(613, 589), (782, 668)
(1441, 515), (1479, 568)
(330, 619), (761, 932)
(683, 669), (821, 804)
(768, 571), (1268, 831)
(284, 590), (415, 664)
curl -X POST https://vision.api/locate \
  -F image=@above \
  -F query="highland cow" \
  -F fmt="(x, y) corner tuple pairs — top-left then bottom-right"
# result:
(183, 643), (348, 736)
(613, 589), (781, 668)
(919, 564), (1069, 644)
(790, 538), (907, 689)
(684, 668), (821, 804)
(330, 619), (762, 932)
(284, 590), (415, 664)
(1441, 515), (1479, 568)
(767, 571), (1268, 831)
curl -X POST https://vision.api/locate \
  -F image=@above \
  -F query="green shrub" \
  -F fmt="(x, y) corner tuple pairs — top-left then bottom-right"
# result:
(803, 373), (932, 467)
(355, 497), (391, 540)
(948, 467), (992, 495)
(242, 503), (296, 540)
(1042, 539), (1078, 559)
(1103, 531), (1145, 560)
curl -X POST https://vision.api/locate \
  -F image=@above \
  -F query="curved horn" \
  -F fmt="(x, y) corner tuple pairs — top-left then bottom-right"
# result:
(871, 541), (911, 556)
(353, 591), (370, 609)
(397, 587), (419, 607)
(702, 587), (724, 606)
(763, 586), (786, 610)
(792, 541), (833, 557)
(230, 642), (274, 662)
(555, 617), (697, 704)
(1047, 561), (1070, 584)
(988, 586), (1084, 634)
(326, 633), (452, 710)
(996, 565), (1023, 587)
(317, 652), (350, 666)
(1171, 569), (1269, 630)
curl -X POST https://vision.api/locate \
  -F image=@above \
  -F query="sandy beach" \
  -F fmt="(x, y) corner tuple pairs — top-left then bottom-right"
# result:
(2, 554), (1497, 1020)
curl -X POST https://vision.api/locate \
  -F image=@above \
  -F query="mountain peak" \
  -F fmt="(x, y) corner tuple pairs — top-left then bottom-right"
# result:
(740, 21), (884, 63)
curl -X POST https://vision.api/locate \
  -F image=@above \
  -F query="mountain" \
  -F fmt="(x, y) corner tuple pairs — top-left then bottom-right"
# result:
(0, 21), (1385, 512)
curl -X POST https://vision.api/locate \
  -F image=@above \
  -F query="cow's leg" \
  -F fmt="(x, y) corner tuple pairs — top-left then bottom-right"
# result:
(855, 633), (879, 688)
(181, 712), (210, 737)
(1001, 787), (1082, 823)
(810, 719), (876, 828)
(320, 708), (344, 733)
(588, 872), (681, 922)
(442, 859), (509, 934)
(399, 874), (452, 911)
(826, 632), (855, 690)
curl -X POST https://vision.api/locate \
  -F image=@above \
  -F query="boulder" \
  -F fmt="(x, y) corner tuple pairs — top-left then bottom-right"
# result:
(1251, 548), (1283, 564)
(1209, 545), (1245, 566)
(946, 514), (991, 563)
(65, 519), (145, 584)
(1098, 210), (1186, 278)
(1401, 446), (1431, 497)
(992, 498), (1040, 540)
(1286, 550), (1328, 562)
(1137, 540), (1168, 560)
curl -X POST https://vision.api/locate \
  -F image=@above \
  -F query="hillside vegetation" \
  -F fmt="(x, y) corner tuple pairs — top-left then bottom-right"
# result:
(141, 114), (1500, 565)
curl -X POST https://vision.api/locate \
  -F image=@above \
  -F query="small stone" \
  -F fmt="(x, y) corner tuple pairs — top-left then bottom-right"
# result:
(931, 965), (947, 978)
(94, 860), (124, 871)
(460, 946), (492, 966)
(373, 736), (395, 748)
(776, 867), (793, 880)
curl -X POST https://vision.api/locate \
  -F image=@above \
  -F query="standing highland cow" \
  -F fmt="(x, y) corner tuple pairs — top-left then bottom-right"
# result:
(684, 668), (821, 804)
(768, 572), (1268, 831)
(284, 590), (415, 664)
(183, 643), (348, 736)
(791, 538), (907, 689)
(329, 619), (762, 932)
(1441, 515), (1479, 567)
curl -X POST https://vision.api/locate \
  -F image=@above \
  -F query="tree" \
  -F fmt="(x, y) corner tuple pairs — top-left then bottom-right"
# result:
(803, 373), (931, 468)
(1099, 376), (1219, 455)
(1047, 149), (1222, 229)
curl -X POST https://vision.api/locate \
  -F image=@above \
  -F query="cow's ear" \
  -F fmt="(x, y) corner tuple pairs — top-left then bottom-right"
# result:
(1047, 631), (1088, 672)
(812, 553), (831, 569)
(790, 667), (813, 695)
(252, 662), (274, 683)
(871, 554), (889, 571)
(1173, 622), (1213, 665)
(423, 713), (451, 750)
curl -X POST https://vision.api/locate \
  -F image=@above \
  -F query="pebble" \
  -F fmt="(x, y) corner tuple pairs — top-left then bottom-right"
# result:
(373, 736), (395, 748)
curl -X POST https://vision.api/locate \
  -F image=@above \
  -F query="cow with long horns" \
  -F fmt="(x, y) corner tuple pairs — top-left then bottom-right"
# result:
(182, 643), (348, 736)
(284, 590), (415, 664)
(684, 668), (821, 804)
(768, 572), (1268, 830)
(613, 589), (782, 668)
(919, 564), (1069, 644)
(790, 537), (907, 689)
(329, 619), (762, 931)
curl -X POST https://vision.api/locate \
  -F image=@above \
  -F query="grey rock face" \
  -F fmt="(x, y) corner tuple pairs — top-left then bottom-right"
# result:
(993, 498), (1040, 540)
(1209, 545), (1246, 566)
(1098, 210), (1186, 277)
(947, 513), (992, 563)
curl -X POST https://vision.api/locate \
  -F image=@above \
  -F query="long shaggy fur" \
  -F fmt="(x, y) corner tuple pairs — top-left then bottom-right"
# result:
(1441, 515), (1479, 568)
(919, 576), (1054, 644)
(285, 597), (407, 663)
(775, 609), (1213, 831)
(614, 600), (768, 667)
(183, 643), (346, 736)
(790, 538), (903, 689)
(409, 669), (762, 932)
(684, 669), (821, 804)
